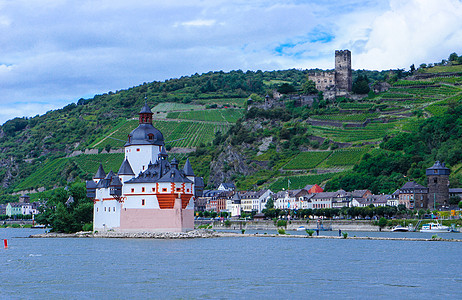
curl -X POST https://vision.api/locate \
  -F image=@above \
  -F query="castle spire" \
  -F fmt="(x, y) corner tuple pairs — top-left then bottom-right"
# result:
(139, 101), (153, 124)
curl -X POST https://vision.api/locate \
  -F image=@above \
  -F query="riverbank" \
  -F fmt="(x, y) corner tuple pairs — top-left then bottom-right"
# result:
(28, 229), (462, 242)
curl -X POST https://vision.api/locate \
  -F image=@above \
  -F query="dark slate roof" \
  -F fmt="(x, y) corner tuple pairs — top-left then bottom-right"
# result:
(118, 159), (135, 175)
(140, 103), (153, 114)
(232, 192), (241, 204)
(426, 161), (450, 175)
(86, 180), (97, 189)
(400, 181), (427, 190)
(110, 175), (122, 186)
(183, 158), (195, 176)
(157, 167), (193, 183)
(221, 183), (235, 189)
(126, 154), (191, 184)
(94, 164), (106, 179)
(351, 189), (370, 198)
(194, 176), (204, 188)
(125, 123), (164, 146)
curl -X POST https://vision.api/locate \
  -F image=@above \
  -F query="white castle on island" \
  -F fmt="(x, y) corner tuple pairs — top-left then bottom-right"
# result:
(86, 103), (203, 232)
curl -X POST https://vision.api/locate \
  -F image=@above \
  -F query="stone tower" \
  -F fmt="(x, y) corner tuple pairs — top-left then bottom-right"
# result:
(335, 50), (352, 92)
(426, 161), (450, 208)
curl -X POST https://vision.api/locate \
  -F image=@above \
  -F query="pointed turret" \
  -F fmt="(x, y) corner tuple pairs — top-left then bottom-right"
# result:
(94, 164), (106, 181)
(171, 157), (179, 169)
(118, 159), (135, 175)
(159, 146), (168, 159)
(139, 101), (153, 124)
(183, 158), (195, 177)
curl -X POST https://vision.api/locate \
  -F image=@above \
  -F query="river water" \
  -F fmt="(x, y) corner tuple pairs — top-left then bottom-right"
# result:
(1, 228), (461, 299)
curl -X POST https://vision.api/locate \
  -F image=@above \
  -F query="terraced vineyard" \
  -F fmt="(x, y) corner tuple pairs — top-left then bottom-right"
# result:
(167, 108), (244, 123)
(90, 118), (231, 149)
(312, 113), (379, 122)
(13, 153), (125, 192)
(152, 103), (205, 112)
(311, 121), (399, 143)
(321, 147), (371, 167)
(283, 151), (331, 170)
(72, 153), (125, 174)
(269, 173), (339, 192)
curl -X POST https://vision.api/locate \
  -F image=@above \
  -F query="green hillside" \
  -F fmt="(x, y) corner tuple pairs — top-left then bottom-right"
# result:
(3, 55), (462, 199)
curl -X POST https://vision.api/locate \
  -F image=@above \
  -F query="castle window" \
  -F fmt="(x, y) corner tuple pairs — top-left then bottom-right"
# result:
(142, 187), (145, 192)
(137, 148), (140, 152)
(152, 188), (155, 192)
(162, 188), (167, 192)
(434, 170), (438, 174)
(142, 199), (145, 206)
(131, 188), (135, 193)
(108, 207), (110, 212)
(104, 207), (106, 212)
(148, 134), (154, 140)
(187, 189), (190, 192)
(434, 178), (437, 183)
(97, 208), (98, 212)
(113, 207), (116, 212)
(176, 188), (181, 192)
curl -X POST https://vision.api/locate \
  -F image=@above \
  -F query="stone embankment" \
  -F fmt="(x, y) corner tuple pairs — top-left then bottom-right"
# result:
(29, 229), (221, 239)
(29, 230), (462, 242)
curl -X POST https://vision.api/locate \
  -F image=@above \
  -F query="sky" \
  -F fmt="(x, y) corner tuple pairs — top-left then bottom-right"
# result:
(0, 0), (461, 124)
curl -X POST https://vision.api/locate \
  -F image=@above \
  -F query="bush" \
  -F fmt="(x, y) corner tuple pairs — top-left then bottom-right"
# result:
(278, 228), (286, 235)
(306, 229), (315, 236)
(277, 220), (287, 227)
(378, 217), (388, 228)
(82, 223), (93, 231)
(342, 232), (348, 239)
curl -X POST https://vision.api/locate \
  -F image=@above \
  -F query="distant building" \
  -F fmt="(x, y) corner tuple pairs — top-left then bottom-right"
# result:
(426, 161), (450, 208)
(308, 50), (352, 99)
(218, 183), (236, 191)
(398, 181), (428, 209)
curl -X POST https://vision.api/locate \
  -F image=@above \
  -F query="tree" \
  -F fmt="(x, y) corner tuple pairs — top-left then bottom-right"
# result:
(449, 52), (458, 62)
(410, 64), (415, 73)
(277, 83), (296, 94)
(265, 198), (274, 209)
(352, 75), (370, 94)
(458, 201), (462, 209)
(378, 217), (388, 229)
(302, 79), (318, 95)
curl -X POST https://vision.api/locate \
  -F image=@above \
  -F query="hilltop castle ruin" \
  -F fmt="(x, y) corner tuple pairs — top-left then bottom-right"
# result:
(308, 50), (352, 98)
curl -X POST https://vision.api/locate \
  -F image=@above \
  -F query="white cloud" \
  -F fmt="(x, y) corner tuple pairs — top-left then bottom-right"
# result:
(0, 0), (460, 124)
(339, 0), (462, 69)
(176, 19), (217, 27)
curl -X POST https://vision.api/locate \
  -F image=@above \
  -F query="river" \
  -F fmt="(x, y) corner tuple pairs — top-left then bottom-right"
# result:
(1, 228), (461, 299)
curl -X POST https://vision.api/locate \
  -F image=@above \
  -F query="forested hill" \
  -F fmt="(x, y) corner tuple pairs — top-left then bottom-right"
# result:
(1, 53), (462, 202)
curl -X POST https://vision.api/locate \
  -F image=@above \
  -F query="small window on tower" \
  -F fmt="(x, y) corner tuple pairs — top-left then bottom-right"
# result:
(131, 188), (135, 193)
(142, 187), (145, 192)
(176, 188), (181, 192)
(152, 188), (155, 192)
(137, 148), (140, 152)
(162, 188), (167, 192)
(148, 133), (154, 140)
(434, 178), (438, 183)
(142, 199), (145, 206)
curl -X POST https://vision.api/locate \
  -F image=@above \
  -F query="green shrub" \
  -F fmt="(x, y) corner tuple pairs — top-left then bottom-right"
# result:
(277, 220), (287, 227)
(278, 228), (286, 235)
(82, 223), (93, 231)
(342, 232), (348, 239)
(306, 229), (315, 236)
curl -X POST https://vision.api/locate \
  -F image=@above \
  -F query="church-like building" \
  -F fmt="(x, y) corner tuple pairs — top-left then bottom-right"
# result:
(86, 103), (204, 232)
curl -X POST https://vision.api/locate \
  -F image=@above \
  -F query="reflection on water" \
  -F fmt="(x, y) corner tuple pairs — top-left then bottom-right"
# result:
(1, 228), (461, 299)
